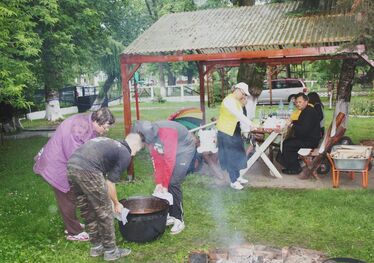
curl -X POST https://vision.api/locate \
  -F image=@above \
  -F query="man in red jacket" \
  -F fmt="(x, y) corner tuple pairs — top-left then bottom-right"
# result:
(132, 120), (196, 235)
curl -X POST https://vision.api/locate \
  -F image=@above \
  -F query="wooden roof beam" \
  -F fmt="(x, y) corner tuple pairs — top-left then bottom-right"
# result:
(201, 54), (360, 67)
(121, 45), (365, 65)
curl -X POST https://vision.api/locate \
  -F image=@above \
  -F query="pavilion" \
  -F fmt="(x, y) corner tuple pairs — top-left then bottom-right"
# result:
(120, 1), (371, 136)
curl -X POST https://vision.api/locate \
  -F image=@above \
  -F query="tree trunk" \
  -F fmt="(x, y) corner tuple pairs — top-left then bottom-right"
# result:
(89, 74), (116, 110)
(237, 63), (266, 97)
(45, 90), (64, 121)
(333, 58), (357, 132)
(158, 63), (166, 97)
(286, 65), (291, 78)
(42, 38), (64, 121)
(187, 63), (194, 84)
(101, 74), (116, 107)
(231, 0), (255, 6)
(166, 67), (176, 86)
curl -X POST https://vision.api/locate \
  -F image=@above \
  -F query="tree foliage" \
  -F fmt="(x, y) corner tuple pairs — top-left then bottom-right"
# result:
(0, 0), (54, 108)
(36, 0), (115, 100)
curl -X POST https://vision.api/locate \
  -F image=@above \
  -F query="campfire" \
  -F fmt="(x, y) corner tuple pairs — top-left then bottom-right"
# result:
(189, 243), (327, 263)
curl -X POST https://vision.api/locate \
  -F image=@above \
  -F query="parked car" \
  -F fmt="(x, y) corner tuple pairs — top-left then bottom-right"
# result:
(258, 78), (308, 104)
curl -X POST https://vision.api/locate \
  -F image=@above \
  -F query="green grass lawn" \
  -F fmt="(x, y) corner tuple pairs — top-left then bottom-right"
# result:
(1, 138), (374, 262)
(5, 101), (374, 262)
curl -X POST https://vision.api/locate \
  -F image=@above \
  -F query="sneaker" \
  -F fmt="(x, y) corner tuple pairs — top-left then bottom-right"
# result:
(230, 181), (244, 190)
(64, 223), (85, 235)
(166, 215), (175, 226)
(103, 247), (131, 261)
(236, 176), (248, 184)
(170, 219), (185, 235)
(66, 231), (89, 242)
(90, 244), (103, 257)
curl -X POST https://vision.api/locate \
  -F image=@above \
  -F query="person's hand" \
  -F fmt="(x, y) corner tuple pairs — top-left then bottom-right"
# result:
(113, 202), (123, 214)
(154, 184), (163, 194)
(241, 132), (250, 139)
(286, 118), (292, 127)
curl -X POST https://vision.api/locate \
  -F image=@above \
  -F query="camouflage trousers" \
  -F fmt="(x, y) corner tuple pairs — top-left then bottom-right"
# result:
(68, 167), (116, 251)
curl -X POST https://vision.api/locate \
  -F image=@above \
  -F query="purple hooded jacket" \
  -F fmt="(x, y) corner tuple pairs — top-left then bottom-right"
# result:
(33, 113), (98, 193)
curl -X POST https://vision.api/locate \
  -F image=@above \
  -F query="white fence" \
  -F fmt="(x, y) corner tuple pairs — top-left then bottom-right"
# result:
(130, 84), (204, 102)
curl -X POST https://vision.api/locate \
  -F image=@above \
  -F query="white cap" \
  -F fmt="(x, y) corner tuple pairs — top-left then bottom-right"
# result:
(234, 82), (250, 96)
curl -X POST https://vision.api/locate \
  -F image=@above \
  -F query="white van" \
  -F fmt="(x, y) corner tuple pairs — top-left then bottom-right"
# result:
(258, 78), (308, 104)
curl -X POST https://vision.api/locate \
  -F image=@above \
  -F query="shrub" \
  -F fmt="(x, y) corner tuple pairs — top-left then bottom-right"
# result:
(350, 98), (374, 116)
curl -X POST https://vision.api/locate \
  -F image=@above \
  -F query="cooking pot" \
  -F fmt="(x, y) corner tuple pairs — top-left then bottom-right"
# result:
(118, 196), (169, 243)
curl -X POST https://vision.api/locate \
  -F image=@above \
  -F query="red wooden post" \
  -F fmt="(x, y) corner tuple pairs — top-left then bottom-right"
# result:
(198, 62), (206, 124)
(267, 65), (273, 106)
(134, 82), (140, 120)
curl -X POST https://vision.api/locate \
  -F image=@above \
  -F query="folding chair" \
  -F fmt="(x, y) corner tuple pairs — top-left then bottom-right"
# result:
(298, 112), (346, 179)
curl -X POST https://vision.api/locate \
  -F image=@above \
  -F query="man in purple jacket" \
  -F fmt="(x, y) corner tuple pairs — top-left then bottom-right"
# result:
(33, 107), (115, 241)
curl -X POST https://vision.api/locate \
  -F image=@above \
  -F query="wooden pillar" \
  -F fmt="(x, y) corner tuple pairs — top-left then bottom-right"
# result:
(120, 59), (141, 181)
(267, 65), (273, 106)
(121, 62), (132, 136)
(120, 60), (133, 181)
(206, 71), (210, 108)
(134, 82), (140, 120)
(198, 62), (206, 123)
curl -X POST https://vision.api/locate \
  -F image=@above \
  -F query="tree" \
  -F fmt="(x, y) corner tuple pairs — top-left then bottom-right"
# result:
(230, 0), (266, 97)
(0, 0), (52, 109)
(34, 0), (120, 120)
(143, 0), (196, 96)
(0, 1), (60, 129)
(97, 38), (124, 107)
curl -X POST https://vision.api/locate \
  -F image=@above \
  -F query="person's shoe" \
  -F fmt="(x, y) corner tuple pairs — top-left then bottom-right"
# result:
(64, 223), (85, 235)
(90, 244), (103, 257)
(66, 231), (89, 242)
(166, 215), (175, 226)
(236, 176), (248, 184)
(103, 247), (131, 261)
(230, 181), (244, 190)
(170, 219), (185, 235)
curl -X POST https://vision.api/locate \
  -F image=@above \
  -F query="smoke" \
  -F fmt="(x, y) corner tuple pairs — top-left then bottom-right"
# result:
(207, 185), (246, 247)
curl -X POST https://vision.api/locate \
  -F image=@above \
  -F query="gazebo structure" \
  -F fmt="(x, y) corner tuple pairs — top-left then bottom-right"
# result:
(120, 1), (370, 137)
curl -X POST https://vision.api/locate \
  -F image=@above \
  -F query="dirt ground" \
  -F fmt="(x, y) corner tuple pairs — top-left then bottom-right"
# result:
(200, 158), (374, 190)
(244, 160), (374, 190)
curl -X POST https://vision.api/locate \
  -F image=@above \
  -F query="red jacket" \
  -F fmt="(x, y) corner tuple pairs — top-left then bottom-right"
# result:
(148, 127), (178, 187)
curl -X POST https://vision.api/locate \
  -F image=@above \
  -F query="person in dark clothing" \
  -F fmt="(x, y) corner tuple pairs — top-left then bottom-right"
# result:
(277, 93), (321, 175)
(67, 134), (143, 261)
(131, 120), (196, 235)
(308, 92), (325, 137)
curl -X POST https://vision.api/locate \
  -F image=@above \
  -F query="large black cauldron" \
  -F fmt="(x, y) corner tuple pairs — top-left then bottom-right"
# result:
(118, 196), (169, 243)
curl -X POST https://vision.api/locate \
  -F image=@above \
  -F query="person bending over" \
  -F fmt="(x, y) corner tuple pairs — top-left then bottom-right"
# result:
(67, 134), (143, 261)
(33, 107), (115, 241)
(132, 120), (196, 235)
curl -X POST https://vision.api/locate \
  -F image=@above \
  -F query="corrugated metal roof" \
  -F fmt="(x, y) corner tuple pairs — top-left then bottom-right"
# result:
(123, 2), (359, 55)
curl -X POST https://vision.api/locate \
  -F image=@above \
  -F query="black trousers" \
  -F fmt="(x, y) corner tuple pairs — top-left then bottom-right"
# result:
(168, 148), (195, 221)
(277, 138), (318, 170)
